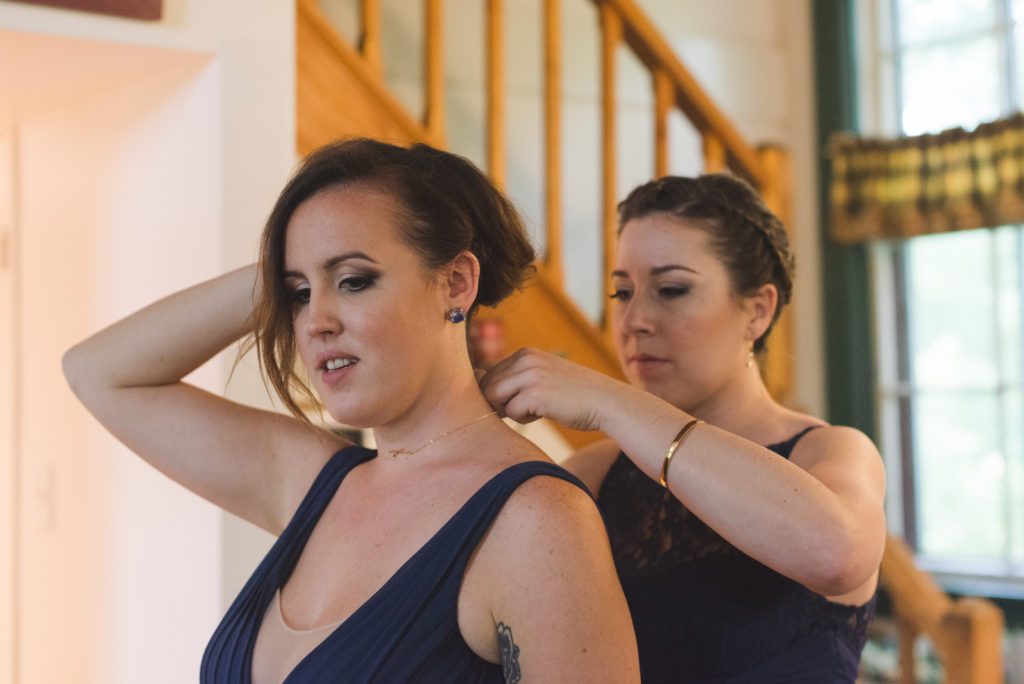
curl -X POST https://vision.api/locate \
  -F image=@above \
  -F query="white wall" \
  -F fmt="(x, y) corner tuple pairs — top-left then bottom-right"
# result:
(0, 1), (295, 681)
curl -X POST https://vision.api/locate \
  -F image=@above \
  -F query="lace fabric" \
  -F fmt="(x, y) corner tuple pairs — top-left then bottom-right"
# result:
(597, 430), (875, 683)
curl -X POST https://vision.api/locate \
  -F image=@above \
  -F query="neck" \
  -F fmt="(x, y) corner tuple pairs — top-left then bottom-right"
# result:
(370, 362), (496, 462)
(687, 366), (780, 439)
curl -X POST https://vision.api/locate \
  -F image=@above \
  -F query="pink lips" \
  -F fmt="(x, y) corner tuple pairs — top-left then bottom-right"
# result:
(316, 352), (359, 387)
(628, 353), (668, 373)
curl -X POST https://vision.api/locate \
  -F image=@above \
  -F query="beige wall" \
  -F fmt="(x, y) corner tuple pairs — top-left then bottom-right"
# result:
(0, 1), (294, 681)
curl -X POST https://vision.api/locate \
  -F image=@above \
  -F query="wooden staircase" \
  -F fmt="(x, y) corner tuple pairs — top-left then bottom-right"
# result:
(294, 2), (1005, 680)
(296, 0), (795, 448)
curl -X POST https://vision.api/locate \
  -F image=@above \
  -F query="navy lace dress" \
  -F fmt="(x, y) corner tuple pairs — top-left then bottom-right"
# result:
(597, 428), (875, 683)
(201, 445), (589, 683)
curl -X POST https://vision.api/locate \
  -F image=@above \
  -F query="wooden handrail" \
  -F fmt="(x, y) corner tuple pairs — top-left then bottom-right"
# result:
(881, 534), (1004, 683)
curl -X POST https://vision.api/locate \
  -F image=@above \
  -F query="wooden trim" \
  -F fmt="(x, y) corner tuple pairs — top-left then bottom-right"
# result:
(599, 3), (621, 335)
(486, 0), (506, 187)
(424, 0), (445, 143)
(543, 0), (563, 285)
(6, 0), (161, 20)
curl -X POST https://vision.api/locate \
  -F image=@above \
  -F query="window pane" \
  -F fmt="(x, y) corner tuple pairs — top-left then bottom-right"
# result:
(906, 231), (999, 389)
(900, 39), (1001, 134)
(915, 392), (1006, 559)
(899, 0), (997, 45)
(995, 226), (1023, 382)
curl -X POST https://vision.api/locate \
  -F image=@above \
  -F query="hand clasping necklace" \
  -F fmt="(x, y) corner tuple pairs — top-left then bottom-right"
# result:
(386, 411), (497, 458)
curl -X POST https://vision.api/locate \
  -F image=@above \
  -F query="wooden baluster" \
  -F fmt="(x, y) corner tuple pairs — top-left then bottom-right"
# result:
(702, 131), (725, 173)
(896, 618), (918, 683)
(543, 0), (563, 284)
(755, 144), (793, 404)
(653, 68), (671, 178)
(360, 0), (383, 76)
(600, 4), (621, 335)
(486, 0), (506, 187)
(424, 0), (445, 144)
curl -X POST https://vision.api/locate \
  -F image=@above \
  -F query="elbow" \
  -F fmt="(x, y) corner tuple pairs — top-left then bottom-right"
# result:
(805, 532), (883, 596)
(61, 342), (93, 399)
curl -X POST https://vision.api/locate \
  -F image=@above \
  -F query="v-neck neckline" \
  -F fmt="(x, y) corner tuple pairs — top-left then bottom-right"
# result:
(259, 448), (527, 683)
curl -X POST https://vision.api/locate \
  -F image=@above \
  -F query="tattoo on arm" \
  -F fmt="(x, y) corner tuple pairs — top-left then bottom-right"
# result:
(496, 622), (522, 683)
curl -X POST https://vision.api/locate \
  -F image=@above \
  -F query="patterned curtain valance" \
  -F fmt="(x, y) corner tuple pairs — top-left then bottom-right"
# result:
(829, 112), (1024, 243)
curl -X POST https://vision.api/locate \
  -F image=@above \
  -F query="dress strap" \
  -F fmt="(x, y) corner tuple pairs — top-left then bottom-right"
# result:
(765, 425), (823, 459)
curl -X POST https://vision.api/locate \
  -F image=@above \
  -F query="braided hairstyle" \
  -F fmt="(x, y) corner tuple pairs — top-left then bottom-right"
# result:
(253, 138), (536, 420)
(617, 173), (795, 355)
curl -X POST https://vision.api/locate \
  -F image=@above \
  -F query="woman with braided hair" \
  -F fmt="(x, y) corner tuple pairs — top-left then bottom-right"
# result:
(481, 173), (885, 683)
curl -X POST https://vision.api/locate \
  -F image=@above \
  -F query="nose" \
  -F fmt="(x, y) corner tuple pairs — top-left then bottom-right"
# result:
(617, 293), (654, 337)
(302, 288), (340, 338)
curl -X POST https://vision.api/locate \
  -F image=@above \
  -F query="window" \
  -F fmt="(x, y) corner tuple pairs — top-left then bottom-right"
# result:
(863, 0), (1024, 594)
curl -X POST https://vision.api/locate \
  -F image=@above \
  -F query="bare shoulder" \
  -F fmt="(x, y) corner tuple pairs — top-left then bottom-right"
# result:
(789, 423), (885, 499)
(470, 468), (610, 581)
(560, 438), (621, 496)
(496, 469), (601, 535)
(789, 423), (881, 466)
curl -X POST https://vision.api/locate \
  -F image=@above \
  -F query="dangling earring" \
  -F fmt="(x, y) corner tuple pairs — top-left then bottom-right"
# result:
(746, 349), (755, 368)
(447, 307), (466, 324)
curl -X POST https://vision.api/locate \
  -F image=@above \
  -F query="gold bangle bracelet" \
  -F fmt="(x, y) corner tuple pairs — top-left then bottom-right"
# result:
(659, 419), (703, 487)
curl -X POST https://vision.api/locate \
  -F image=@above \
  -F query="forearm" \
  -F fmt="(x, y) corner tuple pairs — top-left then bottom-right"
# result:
(593, 390), (878, 593)
(63, 264), (259, 393)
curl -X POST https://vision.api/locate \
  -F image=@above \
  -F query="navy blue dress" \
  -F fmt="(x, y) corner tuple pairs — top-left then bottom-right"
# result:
(201, 446), (589, 683)
(597, 428), (876, 683)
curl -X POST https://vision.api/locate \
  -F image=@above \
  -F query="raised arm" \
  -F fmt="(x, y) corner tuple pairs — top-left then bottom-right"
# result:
(480, 348), (886, 601)
(62, 265), (344, 534)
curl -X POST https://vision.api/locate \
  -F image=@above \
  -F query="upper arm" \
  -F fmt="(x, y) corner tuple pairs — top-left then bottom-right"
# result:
(64, 368), (346, 534)
(790, 426), (887, 579)
(473, 476), (640, 683)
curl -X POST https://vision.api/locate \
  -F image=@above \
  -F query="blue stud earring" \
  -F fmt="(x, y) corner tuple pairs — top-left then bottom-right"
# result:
(447, 307), (466, 324)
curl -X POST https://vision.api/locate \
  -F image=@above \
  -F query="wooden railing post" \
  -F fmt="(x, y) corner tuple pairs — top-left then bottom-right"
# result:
(653, 69), (671, 178)
(486, 0), (506, 188)
(702, 133), (725, 173)
(599, 3), (621, 335)
(755, 144), (793, 404)
(359, 0), (383, 76)
(424, 0), (445, 144)
(543, 0), (563, 285)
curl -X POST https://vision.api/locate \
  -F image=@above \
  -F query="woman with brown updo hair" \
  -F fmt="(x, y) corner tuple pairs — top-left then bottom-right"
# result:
(62, 138), (639, 683)
(481, 173), (885, 682)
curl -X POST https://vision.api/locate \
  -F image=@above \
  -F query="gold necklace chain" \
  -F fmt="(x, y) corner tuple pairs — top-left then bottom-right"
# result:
(386, 411), (497, 458)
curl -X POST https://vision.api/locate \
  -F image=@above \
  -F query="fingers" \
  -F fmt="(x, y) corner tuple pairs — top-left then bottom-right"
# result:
(479, 348), (550, 422)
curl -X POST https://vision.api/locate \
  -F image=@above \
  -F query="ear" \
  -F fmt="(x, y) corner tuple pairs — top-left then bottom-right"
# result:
(445, 250), (480, 311)
(744, 283), (778, 342)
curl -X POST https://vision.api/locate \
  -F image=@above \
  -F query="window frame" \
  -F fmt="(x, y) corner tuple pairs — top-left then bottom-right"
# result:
(859, 0), (1024, 598)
